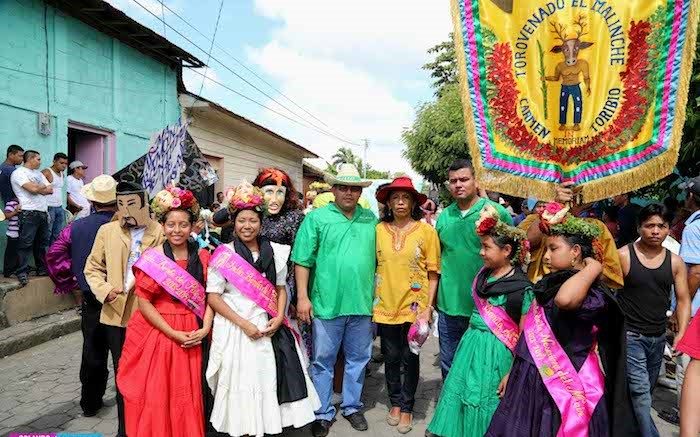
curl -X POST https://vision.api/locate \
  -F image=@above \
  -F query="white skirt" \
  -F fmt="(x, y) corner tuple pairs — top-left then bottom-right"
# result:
(206, 310), (320, 437)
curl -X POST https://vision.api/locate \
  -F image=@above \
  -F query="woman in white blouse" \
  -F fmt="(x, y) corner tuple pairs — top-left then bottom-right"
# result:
(205, 183), (319, 437)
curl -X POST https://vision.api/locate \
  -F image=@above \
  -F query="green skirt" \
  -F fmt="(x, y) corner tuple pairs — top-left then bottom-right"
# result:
(428, 313), (513, 437)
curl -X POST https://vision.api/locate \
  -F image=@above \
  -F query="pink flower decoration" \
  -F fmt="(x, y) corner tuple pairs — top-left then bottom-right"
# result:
(544, 203), (564, 215)
(171, 187), (183, 196)
(171, 198), (182, 208)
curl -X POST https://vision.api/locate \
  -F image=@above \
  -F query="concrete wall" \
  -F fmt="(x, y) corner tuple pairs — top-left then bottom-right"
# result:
(0, 0), (182, 271)
(183, 104), (306, 192)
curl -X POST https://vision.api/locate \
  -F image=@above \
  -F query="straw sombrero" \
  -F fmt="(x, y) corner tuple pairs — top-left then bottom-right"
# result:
(324, 163), (372, 188)
(81, 174), (117, 204)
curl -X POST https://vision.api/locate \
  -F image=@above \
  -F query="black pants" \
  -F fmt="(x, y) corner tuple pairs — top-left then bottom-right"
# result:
(3, 236), (18, 276)
(79, 295), (126, 436)
(16, 210), (49, 276)
(380, 322), (420, 413)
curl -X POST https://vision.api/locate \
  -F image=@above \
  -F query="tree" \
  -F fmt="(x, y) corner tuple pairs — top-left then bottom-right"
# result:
(423, 35), (458, 96)
(402, 83), (469, 184)
(331, 147), (359, 167)
(678, 31), (700, 178)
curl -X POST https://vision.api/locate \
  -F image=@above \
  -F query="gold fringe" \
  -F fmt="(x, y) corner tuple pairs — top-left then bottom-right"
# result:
(450, 0), (700, 203)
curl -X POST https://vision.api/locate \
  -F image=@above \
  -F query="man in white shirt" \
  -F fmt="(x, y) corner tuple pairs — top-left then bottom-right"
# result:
(67, 161), (91, 220)
(41, 152), (68, 245)
(10, 150), (53, 286)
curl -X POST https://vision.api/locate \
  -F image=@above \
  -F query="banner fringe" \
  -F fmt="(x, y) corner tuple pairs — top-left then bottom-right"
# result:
(450, 0), (700, 203)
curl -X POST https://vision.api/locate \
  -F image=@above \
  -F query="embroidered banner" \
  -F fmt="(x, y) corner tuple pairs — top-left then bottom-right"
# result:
(133, 248), (206, 319)
(451, 0), (699, 202)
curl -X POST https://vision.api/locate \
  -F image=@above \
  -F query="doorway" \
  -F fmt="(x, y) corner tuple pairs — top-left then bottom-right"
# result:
(67, 123), (115, 183)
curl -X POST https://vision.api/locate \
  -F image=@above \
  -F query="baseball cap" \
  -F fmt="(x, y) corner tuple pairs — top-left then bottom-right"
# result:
(686, 176), (700, 196)
(69, 161), (88, 170)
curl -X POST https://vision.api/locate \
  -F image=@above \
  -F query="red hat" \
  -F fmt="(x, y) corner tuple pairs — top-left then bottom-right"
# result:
(375, 176), (428, 205)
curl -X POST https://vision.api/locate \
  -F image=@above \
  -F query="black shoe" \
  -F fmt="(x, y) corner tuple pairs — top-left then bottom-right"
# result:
(36, 269), (49, 277)
(81, 400), (103, 417)
(17, 274), (28, 287)
(658, 408), (680, 425)
(344, 412), (368, 431)
(311, 419), (332, 437)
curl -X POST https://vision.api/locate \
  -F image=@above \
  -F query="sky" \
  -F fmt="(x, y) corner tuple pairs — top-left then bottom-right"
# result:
(105, 0), (453, 179)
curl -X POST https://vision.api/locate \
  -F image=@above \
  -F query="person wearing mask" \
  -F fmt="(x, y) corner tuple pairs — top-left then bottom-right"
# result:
(42, 152), (68, 245)
(0, 144), (24, 204)
(44, 175), (119, 416)
(84, 181), (165, 437)
(617, 204), (691, 437)
(435, 159), (512, 379)
(67, 161), (91, 220)
(10, 150), (52, 286)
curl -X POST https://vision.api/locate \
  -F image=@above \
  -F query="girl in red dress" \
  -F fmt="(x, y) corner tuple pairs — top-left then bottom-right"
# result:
(117, 186), (213, 437)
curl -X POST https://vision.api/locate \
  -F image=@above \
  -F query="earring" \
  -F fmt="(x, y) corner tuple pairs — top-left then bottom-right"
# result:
(571, 258), (576, 267)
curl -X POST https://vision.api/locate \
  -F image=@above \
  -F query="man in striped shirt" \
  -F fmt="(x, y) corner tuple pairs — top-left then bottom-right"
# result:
(3, 198), (20, 277)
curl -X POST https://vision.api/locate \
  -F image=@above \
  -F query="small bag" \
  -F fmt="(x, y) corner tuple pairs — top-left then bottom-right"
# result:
(407, 318), (431, 355)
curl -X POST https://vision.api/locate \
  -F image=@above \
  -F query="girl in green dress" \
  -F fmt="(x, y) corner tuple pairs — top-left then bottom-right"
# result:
(427, 205), (532, 437)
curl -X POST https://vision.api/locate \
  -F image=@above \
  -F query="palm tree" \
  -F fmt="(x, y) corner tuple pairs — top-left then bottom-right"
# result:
(331, 147), (359, 168)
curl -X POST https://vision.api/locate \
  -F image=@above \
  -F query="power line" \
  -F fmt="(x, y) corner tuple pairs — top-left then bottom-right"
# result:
(155, 0), (332, 130)
(129, 0), (364, 147)
(198, 0), (225, 96)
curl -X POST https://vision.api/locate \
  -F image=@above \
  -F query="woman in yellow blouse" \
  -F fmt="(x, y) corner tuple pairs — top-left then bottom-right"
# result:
(374, 177), (441, 434)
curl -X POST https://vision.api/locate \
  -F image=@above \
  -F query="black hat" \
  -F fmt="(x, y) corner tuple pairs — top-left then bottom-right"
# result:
(116, 181), (145, 195)
(686, 176), (700, 197)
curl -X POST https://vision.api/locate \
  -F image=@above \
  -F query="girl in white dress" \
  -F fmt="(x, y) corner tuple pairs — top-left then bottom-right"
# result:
(205, 182), (319, 437)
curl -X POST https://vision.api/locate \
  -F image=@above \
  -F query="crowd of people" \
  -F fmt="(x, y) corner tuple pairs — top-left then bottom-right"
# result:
(2, 140), (700, 437)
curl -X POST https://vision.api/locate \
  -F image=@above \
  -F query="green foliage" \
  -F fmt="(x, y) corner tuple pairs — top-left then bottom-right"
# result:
(423, 35), (458, 96)
(402, 83), (469, 184)
(678, 31), (700, 178)
(327, 147), (390, 180)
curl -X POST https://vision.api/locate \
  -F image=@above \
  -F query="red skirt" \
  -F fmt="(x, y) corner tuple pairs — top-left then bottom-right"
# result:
(677, 314), (700, 359)
(117, 309), (204, 437)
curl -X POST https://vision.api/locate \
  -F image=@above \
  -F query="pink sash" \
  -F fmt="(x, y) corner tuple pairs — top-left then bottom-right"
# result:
(210, 244), (299, 342)
(133, 248), (206, 319)
(471, 268), (520, 352)
(523, 301), (605, 437)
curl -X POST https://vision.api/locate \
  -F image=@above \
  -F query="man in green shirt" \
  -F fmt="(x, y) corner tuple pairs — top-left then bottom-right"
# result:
(293, 164), (377, 437)
(435, 159), (512, 379)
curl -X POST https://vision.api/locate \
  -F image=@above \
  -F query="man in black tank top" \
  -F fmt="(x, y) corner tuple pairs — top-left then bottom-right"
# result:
(617, 204), (691, 437)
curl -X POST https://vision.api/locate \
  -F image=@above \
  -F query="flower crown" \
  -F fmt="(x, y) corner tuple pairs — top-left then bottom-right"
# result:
(475, 205), (531, 266)
(539, 202), (604, 260)
(151, 185), (200, 222)
(226, 180), (265, 212)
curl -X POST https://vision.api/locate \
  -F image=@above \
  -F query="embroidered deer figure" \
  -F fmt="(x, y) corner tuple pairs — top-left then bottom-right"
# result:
(545, 16), (594, 131)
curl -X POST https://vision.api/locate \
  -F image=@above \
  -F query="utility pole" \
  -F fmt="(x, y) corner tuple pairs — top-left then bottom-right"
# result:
(362, 138), (370, 178)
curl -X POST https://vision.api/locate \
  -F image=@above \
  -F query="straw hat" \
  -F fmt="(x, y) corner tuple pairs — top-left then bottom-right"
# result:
(81, 175), (117, 204)
(324, 163), (372, 188)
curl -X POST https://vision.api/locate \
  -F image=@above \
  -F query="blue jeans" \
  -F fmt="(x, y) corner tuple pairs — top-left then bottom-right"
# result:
(626, 331), (665, 437)
(437, 311), (470, 379)
(17, 210), (50, 276)
(559, 84), (583, 125)
(47, 206), (65, 246)
(311, 316), (373, 421)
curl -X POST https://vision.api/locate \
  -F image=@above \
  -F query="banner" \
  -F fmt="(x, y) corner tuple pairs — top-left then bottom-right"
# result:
(451, 0), (699, 202)
(114, 119), (218, 202)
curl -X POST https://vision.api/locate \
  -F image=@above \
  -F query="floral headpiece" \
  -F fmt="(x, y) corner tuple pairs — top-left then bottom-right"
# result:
(475, 205), (531, 266)
(227, 180), (265, 212)
(151, 185), (200, 222)
(539, 202), (603, 260)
